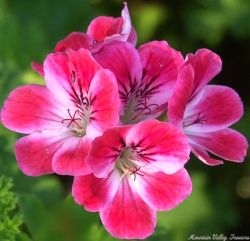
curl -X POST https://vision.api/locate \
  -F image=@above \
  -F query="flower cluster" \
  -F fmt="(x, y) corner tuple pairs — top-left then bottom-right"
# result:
(0, 3), (248, 240)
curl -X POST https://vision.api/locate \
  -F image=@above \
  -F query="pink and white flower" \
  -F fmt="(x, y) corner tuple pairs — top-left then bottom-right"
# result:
(94, 40), (184, 124)
(72, 120), (192, 239)
(168, 48), (248, 165)
(1, 48), (120, 176)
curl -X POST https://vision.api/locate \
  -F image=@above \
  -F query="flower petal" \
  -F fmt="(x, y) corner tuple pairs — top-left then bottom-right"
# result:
(54, 32), (92, 52)
(139, 41), (184, 113)
(72, 170), (120, 212)
(94, 41), (142, 113)
(186, 48), (222, 98)
(135, 169), (192, 211)
(168, 64), (194, 127)
(87, 126), (130, 178)
(191, 143), (224, 165)
(189, 128), (248, 163)
(184, 85), (244, 132)
(52, 137), (92, 176)
(126, 120), (191, 174)
(121, 2), (137, 45)
(88, 68), (120, 132)
(31, 62), (44, 76)
(87, 16), (123, 42)
(14, 130), (69, 176)
(100, 178), (156, 239)
(87, 2), (135, 45)
(1, 85), (63, 134)
(44, 49), (101, 105)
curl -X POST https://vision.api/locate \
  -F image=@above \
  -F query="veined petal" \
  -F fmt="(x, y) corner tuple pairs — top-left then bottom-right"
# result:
(14, 130), (69, 176)
(168, 64), (194, 127)
(100, 178), (156, 239)
(135, 169), (192, 211)
(87, 126), (130, 178)
(184, 85), (244, 132)
(186, 48), (222, 98)
(54, 32), (92, 52)
(188, 128), (248, 163)
(44, 49), (101, 105)
(1, 85), (64, 134)
(139, 41), (184, 111)
(88, 68), (120, 132)
(126, 120), (191, 174)
(52, 137), (92, 176)
(72, 170), (121, 212)
(94, 41), (142, 113)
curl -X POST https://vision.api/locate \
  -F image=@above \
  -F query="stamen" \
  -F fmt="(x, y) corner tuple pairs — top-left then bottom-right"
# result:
(129, 166), (144, 181)
(116, 146), (145, 181)
(184, 112), (207, 127)
(62, 109), (81, 128)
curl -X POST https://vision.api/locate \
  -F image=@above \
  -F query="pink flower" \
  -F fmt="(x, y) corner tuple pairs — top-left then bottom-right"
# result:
(32, 3), (136, 76)
(94, 40), (184, 124)
(72, 120), (192, 239)
(168, 48), (248, 165)
(1, 48), (120, 176)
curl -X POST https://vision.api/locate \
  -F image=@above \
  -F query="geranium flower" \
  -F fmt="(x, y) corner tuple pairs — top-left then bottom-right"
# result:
(93, 40), (184, 124)
(1, 48), (120, 176)
(168, 48), (248, 165)
(72, 120), (192, 239)
(32, 2), (136, 76)
(56, 2), (136, 52)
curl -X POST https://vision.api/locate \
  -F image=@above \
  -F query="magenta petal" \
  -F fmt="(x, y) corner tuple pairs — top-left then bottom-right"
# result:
(100, 178), (156, 239)
(87, 2), (135, 45)
(14, 131), (68, 176)
(87, 16), (122, 42)
(168, 64), (194, 127)
(94, 42), (142, 114)
(94, 42), (141, 88)
(139, 41), (184, 111)
(126, 120), (191, 174)
(31, 62), (44, 76)
(44, 49), (101, 104)
(191, 143), (224, 165)
(54, 32), (92, 52)
(88, 69), (120, 132)
(186, 48), (222, 97)
(72, 170), (120, 212)
(1, 85), (63, 134)
(189, 128), (248, 163)
(185, 85), (244, 132)
(87, 126), (130, 178)
(135, 169), (192, 211)
(52, 137), (92, 176)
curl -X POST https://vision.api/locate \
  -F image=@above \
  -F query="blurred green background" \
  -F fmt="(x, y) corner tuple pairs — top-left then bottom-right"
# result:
(0, 0), (249, 240)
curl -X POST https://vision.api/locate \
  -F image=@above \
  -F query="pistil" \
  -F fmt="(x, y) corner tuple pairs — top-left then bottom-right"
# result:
(116, 147), (144, 180)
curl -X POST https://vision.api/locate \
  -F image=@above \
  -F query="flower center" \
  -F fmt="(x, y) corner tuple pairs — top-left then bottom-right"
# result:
(116, 147), (144, 181)
(121, 92), (158, 124)
(62, 107), (91, 137)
